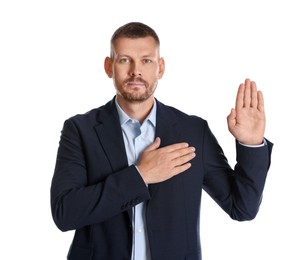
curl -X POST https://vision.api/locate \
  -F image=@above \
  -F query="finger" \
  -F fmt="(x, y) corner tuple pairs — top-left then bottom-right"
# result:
(169, 146), (196, 161)
(244, 78), (251, 108)
(171, 150), (196, 166)
(171, 162), (192, 176)
(144, 137), (161, 152)
(251, 81), (258, 108)
(257, 90), (265, 112)
(162, 142), (190, 153)
(235, 83), (245, 110)
(227, 108), (236, 129)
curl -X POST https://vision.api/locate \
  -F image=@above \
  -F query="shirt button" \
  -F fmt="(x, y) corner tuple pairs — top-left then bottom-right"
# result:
(138, 229), (142, 233)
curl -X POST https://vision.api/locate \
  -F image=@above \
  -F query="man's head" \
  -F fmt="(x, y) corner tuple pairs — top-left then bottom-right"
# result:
(104, 22), (165, 104)
(109, 22), (160, 58)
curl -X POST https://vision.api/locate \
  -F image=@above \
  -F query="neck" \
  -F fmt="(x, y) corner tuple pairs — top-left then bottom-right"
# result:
(116, 96), (154, 124)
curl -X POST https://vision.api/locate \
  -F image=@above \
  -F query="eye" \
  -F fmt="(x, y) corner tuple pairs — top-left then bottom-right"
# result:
(143, 59), (152, 64)
(119, 57), (130, 63)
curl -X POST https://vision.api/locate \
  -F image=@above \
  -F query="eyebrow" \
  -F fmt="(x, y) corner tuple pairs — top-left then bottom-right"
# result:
(117, 54), (154, 58)
(115, 54), (157, 62)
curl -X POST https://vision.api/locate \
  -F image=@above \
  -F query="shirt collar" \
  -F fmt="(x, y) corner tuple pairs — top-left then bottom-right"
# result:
(115, 97), (156, 127)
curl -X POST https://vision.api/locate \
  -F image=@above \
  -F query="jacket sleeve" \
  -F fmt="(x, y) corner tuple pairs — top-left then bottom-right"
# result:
(50, 118), (150, 231)
(202, 121), (273, 220)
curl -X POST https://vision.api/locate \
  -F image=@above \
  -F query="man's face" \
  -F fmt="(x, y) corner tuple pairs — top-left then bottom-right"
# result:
(105, 36), (165, 103)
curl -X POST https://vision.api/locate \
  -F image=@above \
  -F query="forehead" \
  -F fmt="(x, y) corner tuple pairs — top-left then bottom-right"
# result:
(112, 36), (159, 57)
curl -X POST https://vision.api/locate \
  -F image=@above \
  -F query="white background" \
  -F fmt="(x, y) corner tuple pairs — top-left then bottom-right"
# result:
(1, 0), (307, 259)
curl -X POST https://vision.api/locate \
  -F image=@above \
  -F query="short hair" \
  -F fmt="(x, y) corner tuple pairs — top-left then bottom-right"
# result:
(110, 22), (160, 56)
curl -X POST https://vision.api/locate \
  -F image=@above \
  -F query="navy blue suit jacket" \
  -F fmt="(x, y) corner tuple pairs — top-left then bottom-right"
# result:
(51, 98), (273, 260)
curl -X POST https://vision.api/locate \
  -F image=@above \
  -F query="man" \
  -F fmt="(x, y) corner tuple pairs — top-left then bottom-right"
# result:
(51, 22), (273, 260)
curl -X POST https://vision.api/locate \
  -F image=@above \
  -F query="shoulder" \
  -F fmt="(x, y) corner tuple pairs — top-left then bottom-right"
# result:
(156, 99), (208, 126)
(64, 98), (116, 127)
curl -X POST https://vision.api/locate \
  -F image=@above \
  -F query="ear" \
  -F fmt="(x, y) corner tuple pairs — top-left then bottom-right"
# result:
(104, 57), (113, 78)
(158, 57), (165, 79)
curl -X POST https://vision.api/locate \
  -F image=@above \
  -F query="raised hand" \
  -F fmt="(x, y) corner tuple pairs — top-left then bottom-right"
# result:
(137, 137), (196, 184)
(227, 79), (266, 145)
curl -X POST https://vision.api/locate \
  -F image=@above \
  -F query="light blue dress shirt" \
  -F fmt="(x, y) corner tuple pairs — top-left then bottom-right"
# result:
(115, 98), (156, 260)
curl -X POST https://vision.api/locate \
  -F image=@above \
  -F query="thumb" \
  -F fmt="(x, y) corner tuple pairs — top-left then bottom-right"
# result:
(144, 137), (161, 152)
(227, 108), (236, 129)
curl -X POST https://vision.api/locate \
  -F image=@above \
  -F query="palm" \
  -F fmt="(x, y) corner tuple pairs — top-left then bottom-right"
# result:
(227, 79), (266, 145)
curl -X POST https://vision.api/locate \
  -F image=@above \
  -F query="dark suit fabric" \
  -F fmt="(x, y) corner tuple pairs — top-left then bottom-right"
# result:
(51, 98), (273, 260)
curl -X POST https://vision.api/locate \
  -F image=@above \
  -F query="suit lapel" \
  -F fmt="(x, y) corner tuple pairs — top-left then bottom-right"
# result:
(148, 100), (181, 197)
(94, 99), (128, 172)
(155, 100), (181, 153)
(94, 99), (133, 221)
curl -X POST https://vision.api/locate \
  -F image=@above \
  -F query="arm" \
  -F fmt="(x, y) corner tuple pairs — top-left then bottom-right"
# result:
(202, 123), (273, 220)
(204, 79), (272, 220)
(50, 119), (150, 231)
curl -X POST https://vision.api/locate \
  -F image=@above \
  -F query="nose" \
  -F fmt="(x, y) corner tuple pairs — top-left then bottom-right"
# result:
(129, 61), (142, 77)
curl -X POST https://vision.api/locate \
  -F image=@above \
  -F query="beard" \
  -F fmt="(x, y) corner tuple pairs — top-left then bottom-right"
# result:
(115, 76), (157, 103)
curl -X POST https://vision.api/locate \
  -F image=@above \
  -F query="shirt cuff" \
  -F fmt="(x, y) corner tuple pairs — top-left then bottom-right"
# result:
(238, 139), (267, 148)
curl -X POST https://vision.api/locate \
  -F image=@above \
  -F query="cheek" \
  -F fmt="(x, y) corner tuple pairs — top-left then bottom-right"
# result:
(113, 68), (127, 81)
(146, 67), (161, 79)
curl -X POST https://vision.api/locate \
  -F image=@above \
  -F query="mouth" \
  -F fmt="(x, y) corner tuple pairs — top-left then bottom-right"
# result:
(126, 81), (145, 87)
(124, 77), (147, 88)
